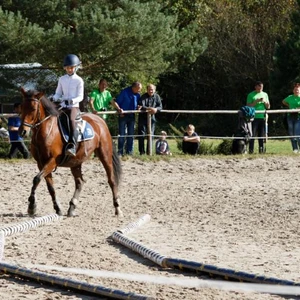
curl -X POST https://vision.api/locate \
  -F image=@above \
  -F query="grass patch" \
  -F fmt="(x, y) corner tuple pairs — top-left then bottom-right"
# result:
(127, 138), (294, 158)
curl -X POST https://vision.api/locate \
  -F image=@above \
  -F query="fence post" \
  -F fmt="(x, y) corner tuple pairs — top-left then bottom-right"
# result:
(146, 112), (152, 155)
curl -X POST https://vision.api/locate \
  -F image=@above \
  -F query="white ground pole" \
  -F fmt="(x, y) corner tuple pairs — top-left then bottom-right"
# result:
(117, 214), (151, 235)
(22, 264), (300, 296)
(0, 214), (63, 261)
(112, 214), (168, 267)
(0, 214), (63, 237)
(0, 214), (154, 299)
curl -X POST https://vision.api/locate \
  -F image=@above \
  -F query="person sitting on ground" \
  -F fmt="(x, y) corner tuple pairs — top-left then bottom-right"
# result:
(155, 131), (172, 155)
(182, 124), (200, 155)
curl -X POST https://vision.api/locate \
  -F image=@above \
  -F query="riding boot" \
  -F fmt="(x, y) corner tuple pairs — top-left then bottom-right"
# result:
(66, 129), (78, 157)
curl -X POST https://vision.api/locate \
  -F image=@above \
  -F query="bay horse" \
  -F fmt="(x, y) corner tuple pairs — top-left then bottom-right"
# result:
(19, 88), (123, 217)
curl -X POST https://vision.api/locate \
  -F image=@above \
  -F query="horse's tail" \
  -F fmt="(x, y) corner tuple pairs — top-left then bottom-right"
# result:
(112, 145), (122, 187)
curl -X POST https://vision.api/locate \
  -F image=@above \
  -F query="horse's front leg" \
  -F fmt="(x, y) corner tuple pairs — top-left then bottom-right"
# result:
(28, 158), (58, 216)
(67, 165), (85, 217)
(28, 173), (41, 216)
(45, 173), (63, 216)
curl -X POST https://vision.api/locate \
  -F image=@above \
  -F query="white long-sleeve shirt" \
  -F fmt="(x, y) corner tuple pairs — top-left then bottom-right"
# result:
(53, 73), (84, 108)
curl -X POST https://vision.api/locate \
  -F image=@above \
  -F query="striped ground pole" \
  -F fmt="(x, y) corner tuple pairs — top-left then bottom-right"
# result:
(117, 214), (151, 235)
(0, 214), (63, 237)
(0, 261), (154, 300)
(111, 218), (300, 288)
(164, 258), (300, 286)
(112, 231), (168, 267)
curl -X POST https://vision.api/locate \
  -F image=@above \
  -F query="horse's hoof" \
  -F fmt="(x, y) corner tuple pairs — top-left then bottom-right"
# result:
(67, 206), (76, 217)
(115, 208), (123, 218)
(54, 204), (63, 216)
(27, 207), (36, 216)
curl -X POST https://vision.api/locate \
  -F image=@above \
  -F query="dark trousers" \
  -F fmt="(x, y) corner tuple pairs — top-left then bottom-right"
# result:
(249, 118), (266, 153)
(64, 107), (79, 145)
(8, 141), (29, 159)
(138, 121), (155, 155)
(118, 114), (135, 155)
(182, 141), (199, 155)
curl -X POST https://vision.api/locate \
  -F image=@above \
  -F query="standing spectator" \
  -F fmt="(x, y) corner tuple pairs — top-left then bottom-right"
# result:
(246, 81), (270, 154)
(182, 124), (200, 155)
(156, 131), (171, 155)
(89, 78), (113, 120)
(282, 83), (300, 153)
(111, 82), (142, 156)
(53, 54), (84, 156)
(7, 103), (29, 159)
(138, 84), (162, 155)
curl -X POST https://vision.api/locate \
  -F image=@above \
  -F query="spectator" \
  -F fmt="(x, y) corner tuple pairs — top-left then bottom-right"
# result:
(182, 124), (200, 155)
(89, 78), (113, 120)
(111, 82), (142, 156)
(246, 81), (270, 154)
(282, 83), (300, 153)
(53, 54), (84, 156)
(7, 103), (29, 159)
(155, 131), (171, 155)
(138, 84), (162, 155)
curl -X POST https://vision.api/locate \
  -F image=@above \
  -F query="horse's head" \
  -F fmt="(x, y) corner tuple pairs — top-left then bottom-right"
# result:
(19, 87), (45, 137)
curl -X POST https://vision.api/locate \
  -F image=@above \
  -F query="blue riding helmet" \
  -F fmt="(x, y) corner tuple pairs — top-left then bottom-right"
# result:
(63, 54), (81, 67)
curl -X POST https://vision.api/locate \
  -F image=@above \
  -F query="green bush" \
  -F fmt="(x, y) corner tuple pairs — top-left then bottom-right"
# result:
(198, 141), (218, 155)
(216, 139), (232, 155)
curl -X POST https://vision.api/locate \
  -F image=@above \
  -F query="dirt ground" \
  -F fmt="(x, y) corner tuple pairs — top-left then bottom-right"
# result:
(0, 156), (300, 300)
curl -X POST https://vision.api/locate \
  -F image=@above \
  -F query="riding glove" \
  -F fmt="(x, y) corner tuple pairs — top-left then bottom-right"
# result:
(64, 99), (73, 105)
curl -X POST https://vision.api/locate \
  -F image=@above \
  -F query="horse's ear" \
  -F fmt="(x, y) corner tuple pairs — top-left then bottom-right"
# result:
(38, 91), (45, 98)
(20, 87), (26, 97)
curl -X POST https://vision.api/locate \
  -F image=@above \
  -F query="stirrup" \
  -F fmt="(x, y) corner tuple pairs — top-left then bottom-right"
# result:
(65, 144), (76, 157)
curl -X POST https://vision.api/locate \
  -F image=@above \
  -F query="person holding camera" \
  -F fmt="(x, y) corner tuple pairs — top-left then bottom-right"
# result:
(246, 81), (270, 154)
(89, 78), (113, 120)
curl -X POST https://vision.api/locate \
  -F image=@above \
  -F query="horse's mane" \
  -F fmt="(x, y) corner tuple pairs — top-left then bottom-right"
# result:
(41, 95), (61, 117)
(26, 90), (60, 117)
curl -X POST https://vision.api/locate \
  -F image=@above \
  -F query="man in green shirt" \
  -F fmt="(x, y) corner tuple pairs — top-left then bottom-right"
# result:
(246, 81), (270, 154)
(89, 79), (113, 120)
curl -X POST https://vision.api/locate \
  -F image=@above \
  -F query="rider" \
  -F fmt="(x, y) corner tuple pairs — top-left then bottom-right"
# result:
(53, 54), (84, 156)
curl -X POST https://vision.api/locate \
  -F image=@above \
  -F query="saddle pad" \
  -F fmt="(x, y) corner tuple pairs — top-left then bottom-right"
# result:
(59, 120), (95, 143)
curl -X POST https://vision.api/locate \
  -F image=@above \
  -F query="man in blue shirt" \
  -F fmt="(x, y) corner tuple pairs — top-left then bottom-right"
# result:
(111, 82), (142, 156)
(8, 103), (29, 159)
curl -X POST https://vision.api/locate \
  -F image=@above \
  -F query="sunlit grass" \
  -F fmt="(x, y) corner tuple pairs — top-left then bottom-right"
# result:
(128, 138), (295, 159)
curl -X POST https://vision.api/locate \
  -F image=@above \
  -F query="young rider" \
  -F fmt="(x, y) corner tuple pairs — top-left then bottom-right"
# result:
(53, 54), (84, 156)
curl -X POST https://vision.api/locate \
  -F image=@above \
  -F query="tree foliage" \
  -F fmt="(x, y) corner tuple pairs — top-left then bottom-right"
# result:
(1, 0), (300, 136)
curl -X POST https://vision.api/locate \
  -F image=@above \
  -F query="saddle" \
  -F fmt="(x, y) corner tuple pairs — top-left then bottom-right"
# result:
(58, 111), (94, 143)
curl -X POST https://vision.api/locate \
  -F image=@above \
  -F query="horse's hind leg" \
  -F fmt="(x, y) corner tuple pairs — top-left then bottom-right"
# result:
(67, 165), (85, 217)
(96, 147), (123, 217)
(45, 173), (63, 216)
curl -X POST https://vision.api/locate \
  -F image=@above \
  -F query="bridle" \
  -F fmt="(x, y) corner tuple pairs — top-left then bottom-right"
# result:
(22, 96), (52, 129)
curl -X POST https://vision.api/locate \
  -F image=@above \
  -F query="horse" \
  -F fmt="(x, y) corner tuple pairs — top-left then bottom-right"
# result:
(19, 87), (123, 217)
